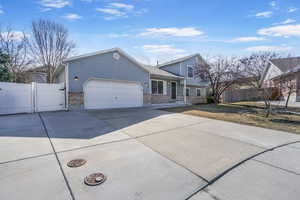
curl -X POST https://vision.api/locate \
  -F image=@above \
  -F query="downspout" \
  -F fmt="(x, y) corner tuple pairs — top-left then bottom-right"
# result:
(65, 63), (69, 111)
(184, 79), (187, 104)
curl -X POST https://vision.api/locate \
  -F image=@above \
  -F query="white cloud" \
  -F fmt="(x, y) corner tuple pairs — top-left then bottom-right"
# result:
(109, 3), (134, 10)
(63, 13), (82, 20)
(1, 31), (30, 41)
(288, 7), (298, 13)
(230, 37), (266, 42)
(257, 24), (300, 38)
(255, 11), (273, 18)
(270, 1), (276, 7)
(140, 27), (203, 37)
(245, 45), (292, 52)
(143, 45), (187, 54)
(96, 8), (127, 19)
(39, 0), (70, 8)
(96, 3), (146, 20)
(273, 18), (296, 25)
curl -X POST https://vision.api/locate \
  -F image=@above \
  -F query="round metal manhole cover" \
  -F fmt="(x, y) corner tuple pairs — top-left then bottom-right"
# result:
(84, 173), (107, 186)
(67, 159), (87, 168)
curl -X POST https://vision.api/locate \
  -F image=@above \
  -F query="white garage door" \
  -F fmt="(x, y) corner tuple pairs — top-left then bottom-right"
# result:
(84, 79), (143, 110)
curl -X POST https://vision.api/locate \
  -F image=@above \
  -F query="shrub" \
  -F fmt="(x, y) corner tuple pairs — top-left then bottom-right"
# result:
(207, 96), (215, 104)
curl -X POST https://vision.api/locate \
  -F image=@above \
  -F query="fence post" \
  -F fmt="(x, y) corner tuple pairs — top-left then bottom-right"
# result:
(31, 82), (36, 113)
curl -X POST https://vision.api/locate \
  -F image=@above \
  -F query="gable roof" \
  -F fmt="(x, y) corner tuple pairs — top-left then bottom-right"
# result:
(143, 65), (184, 79)
(64, 47), (149, 73)
(270, 57), (300, 73)
(158, 54), (201, 68)
(63, 48), (189, 79)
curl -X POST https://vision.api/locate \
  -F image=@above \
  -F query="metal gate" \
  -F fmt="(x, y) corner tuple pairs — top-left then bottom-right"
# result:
(0, 82), (66, 115)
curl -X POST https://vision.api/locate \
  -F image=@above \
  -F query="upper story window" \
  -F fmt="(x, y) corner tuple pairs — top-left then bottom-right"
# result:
(196, 88), (202, 96)
(187, 66), (194, 78)
(151, 80), (164, 94)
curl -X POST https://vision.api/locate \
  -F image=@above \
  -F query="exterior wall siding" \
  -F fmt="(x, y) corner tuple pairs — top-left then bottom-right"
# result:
(160, 56), (209, 87)
(296, 71), (300, 102)
(68, 51), (150, 93)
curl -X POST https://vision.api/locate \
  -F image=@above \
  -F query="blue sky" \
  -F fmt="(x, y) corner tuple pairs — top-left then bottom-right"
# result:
(1, 0), (300, 64)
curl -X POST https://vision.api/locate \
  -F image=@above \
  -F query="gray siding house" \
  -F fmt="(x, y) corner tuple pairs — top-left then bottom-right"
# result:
(261, 57), (300, 102)
(54, 48), (209, 109)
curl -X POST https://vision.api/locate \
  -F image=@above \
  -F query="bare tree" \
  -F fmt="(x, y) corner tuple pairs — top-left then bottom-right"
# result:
(281, 79), (296, 109)
(0, 26), (31, 82)
(239, 52), (281, 117)
(30, 19), (75, 83)
(195, 56), (242, 104)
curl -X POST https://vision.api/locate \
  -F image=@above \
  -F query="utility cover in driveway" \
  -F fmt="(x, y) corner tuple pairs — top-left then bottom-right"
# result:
(83, 78), (143, 110)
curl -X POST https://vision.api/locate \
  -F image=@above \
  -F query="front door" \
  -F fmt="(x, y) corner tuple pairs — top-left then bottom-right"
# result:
(171, 82), (177, 99)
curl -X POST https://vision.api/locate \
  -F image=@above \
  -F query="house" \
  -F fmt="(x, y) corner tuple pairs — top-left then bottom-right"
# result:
(54, 48), (209, 110)
(261, 57), (300, 102)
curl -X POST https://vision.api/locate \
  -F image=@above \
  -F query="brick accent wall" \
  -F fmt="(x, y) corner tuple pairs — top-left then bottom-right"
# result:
(69, 92), (84, 106)
(187, 96), (207, 104)
(68, 91), (208, 109)
(143, 94), (152, 105)
(151, 94), (172, 104)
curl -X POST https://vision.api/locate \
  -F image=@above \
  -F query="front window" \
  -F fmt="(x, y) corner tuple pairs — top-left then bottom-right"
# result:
(197, 88), (201, 96)
(187, 66), (194, 78)
(186, 88), (190, 96)
(151, 80), (164, 94)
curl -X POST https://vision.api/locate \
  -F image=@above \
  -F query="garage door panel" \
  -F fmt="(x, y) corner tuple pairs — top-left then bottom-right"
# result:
(84, 79), (143, 110)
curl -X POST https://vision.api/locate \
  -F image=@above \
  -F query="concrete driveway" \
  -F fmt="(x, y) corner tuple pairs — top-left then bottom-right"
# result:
(0, 108), (300, 200)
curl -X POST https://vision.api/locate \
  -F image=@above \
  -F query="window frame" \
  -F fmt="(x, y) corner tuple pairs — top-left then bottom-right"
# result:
(196, 88), (201, 96)
(187, 65), (194, 79)
(151, 79), (164, 95)
(186, 87), (190, 97)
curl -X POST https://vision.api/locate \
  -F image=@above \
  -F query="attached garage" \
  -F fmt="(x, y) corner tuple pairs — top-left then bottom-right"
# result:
(83, 78), (143, 110)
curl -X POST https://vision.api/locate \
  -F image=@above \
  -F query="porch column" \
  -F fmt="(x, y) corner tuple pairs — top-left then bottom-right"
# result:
(184, 79), (187, 104)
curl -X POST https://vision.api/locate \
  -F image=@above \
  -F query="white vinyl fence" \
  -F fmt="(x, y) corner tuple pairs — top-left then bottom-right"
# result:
(0, 82), (66, 115)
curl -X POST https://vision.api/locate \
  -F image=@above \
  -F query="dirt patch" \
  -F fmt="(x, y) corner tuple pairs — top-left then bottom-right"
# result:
(161, 103), (300, 134)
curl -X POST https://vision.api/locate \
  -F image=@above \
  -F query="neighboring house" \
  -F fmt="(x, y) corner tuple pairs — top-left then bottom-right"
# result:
(261, 57), (300, 102)
(25, 66), (47, 83)
(53, 48), (209, 110)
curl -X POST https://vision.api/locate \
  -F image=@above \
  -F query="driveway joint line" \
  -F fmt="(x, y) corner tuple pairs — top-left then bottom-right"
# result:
(0, 152), (54, 165)
(184, 140), (300, 200)
(253, 159), (300, 176)
(38, 113), (76, 200)
(137, 139), (210, 183)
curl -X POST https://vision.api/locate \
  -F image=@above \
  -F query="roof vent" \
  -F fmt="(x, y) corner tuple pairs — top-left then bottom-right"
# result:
(113, 52), (120, 60)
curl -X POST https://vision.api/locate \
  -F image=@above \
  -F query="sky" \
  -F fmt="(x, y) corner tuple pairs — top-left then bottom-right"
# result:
(1, 0), (300, 65)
